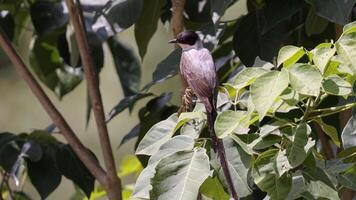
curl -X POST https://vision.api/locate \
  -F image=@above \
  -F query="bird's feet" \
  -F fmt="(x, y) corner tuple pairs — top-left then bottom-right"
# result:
(177, 87), (194, 116)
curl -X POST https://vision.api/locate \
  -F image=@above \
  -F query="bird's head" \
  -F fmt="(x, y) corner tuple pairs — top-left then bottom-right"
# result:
(168, 30), (201, 50)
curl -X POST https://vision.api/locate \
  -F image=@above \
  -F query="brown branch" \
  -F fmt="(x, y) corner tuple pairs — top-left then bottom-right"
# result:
(64, 1), (122, 199)
(0, 30), (107, 186)
(171, 0), (186, 36)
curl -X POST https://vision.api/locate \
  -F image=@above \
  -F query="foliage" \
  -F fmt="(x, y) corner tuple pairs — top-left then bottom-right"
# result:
(1, 0), (356, 199)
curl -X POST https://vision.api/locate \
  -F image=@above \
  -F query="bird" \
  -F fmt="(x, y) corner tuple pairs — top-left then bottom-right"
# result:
(169, 30), (238, 200)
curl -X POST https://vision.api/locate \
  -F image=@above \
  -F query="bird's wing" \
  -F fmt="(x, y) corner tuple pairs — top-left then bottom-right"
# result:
(181, 48), (216, 101)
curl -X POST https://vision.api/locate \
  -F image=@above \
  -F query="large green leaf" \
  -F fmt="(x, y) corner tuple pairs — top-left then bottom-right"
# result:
(275, 150), (292, 177)
(286, 172), (307, 200)
(336, 32), (356, 74)
(136, 114), (178, 155)
(277, 45), (304, 67)
(288, 64), (323, 96)
(305, 0), (356, 25)
(132, 135), (195, 199)
(108, 37), (141, 97)
(287, 124), (313, 167)
(199, 177), (229, 200)
(150, 148), (210, 200)
(134, 0), (165, 59)
(341, 112), (356, 149)
(231, 67), (269, 89)
(215, 110), (248, 138)
(251, 70), (289, 119)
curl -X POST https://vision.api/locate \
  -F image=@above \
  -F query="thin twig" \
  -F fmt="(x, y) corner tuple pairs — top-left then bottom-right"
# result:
(64, 1), (122, 199)
(0, 29), (108, 186)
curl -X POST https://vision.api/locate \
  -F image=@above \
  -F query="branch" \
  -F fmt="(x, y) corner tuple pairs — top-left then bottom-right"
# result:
(64, 1), (121, 199)
(171, 0), (186, 36)
(0, 30), (108, 186)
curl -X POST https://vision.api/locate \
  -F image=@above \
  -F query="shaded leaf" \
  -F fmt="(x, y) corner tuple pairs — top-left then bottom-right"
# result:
(341, 112), (356, 149)
(30, 0), (68, 36)
(108, 37), (141, 97)
(0, 10), (15, 40)
(323, 75), (353, 96)
(338, 173), (356, 190)
(56, 144), (95, 197)
(150, 148), (210, 200)
(287, 124), (312, 168)
(305, 8), (329, 36)
(106, 93), (153, 123)
(305, 0), (356, 25)
(305, 180), (339, 200)
(215, 110), (247, 138)
(134, 0), (165, 59)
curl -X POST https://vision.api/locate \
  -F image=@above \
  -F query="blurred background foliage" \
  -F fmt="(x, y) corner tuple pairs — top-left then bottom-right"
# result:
(0, 0), (355, 199)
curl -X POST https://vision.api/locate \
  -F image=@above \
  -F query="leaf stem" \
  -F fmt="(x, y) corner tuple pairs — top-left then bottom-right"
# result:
(65, 0), (122, 199)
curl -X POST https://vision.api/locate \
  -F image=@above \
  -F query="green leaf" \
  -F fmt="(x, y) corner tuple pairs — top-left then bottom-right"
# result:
(305, 8), (329, 36)
(305, 180), (339, 200)
(134, 0), (165, 59)
(142, 49), (181, 90)
(277, 45), (305, 67)
(30, 33), (83, 99)
(132, 135), (195, 199)
(231, 67), (269, 89)
(341, 112), (356, 149)
(230, 134), (256, 155)
(0, 11), (14, 40)
(287, 124), (313, 167)
(314, 119), (341, 147)
(136, 114), (178, 155)
(150, 148), (210, 200)
(28, 147), (62, 199)
(288, 64), (323, 96)
(280, 87), (305, 106)
(337, 147), (356, 163)
(104, 0), (143, 32)
(55, 144), (95, 197)
(338, 173), (356, 190)
(251, 70), (289, 119)
(108, 37), (141, 97)
(199, 177), (229, 200)
(215, 110), (248, 138)
(312, 46), (336, 73)
(214, 138), (252, 197)
(343, 21), (356, 35)
(323, 75), (353, 96)
(286, 172), (307, 200)
(336, 32), (356, 73)
(305, 0), (356, 25)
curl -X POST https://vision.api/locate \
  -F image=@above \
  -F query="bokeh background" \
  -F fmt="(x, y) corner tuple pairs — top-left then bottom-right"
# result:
(0, 1), (247, 199)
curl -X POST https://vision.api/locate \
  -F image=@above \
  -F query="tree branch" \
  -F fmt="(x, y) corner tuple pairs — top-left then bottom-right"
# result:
(0, 30), (108, 186)
(64, 1), (121, 199)
(171, 0), (186, 36)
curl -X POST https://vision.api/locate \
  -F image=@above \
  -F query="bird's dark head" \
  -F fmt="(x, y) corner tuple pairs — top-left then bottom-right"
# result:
(169, 30), (200, 49)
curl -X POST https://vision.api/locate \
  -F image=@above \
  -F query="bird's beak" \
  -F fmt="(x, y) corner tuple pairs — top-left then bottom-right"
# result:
(168, 38), (177, 43)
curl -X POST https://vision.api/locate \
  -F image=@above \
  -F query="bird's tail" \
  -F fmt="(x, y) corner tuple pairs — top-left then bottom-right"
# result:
(206, 99), (238, 200)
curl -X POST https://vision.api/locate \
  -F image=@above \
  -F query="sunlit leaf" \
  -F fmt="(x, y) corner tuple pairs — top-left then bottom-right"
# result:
(277, 45), (304, 67)
(150, 148), (210, 200)
(288, 64), (323, 96)
(287, 124), (313, 168)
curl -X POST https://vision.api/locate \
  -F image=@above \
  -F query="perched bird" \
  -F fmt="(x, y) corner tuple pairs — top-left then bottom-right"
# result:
(169, 30), (238, 200)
